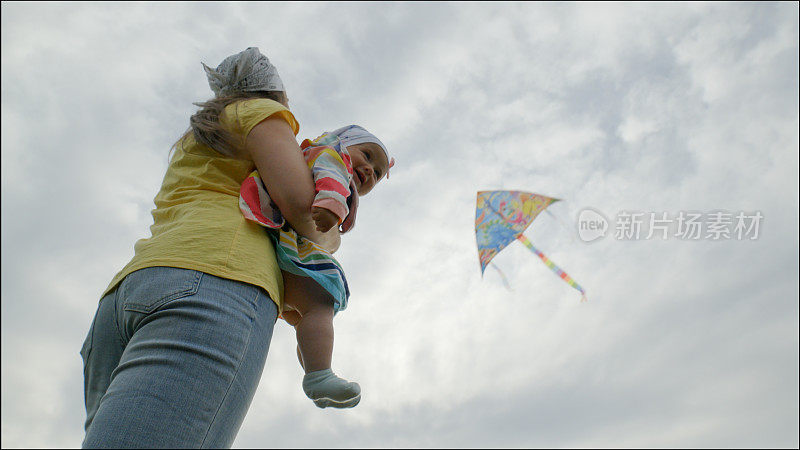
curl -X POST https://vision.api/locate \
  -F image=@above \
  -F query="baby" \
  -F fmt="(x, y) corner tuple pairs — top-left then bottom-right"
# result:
(239, 124), (393, 408)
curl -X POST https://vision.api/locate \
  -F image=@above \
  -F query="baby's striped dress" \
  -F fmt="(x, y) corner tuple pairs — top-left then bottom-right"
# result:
(239, 134), (355, 313)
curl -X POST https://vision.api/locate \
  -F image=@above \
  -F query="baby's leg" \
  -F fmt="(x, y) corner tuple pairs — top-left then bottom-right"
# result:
(282, 271), (360, 408)
(278, 309), (305, 371)
(282, 271), (335, 372)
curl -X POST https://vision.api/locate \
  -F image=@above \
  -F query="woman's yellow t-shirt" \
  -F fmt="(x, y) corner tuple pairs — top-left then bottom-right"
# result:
(102, 98), (299, 309)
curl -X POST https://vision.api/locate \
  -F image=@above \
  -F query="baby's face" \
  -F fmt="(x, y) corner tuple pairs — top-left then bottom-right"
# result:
(348, 142), (389, 196)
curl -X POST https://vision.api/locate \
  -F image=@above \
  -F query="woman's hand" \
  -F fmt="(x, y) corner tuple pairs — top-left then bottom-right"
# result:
(315, 228), (341, 254)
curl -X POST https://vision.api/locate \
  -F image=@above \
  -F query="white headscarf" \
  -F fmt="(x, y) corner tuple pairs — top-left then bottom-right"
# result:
(329, 125), (395, 175)
(202, 47), (285, 97)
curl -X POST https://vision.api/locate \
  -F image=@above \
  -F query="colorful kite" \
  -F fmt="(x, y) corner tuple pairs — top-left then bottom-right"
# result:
(475, 190), (587, 301)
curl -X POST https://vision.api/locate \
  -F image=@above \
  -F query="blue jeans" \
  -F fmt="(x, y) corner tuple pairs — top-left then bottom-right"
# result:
(80, 267), (278, 448)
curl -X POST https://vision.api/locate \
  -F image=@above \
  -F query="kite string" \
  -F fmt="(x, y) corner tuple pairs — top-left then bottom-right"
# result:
(516, 234), (588, 302)
(489, 262), (513, 292)
(544, 208), (577, 244)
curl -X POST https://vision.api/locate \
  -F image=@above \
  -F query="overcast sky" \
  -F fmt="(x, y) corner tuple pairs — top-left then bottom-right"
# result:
(2, 2), (798, 448)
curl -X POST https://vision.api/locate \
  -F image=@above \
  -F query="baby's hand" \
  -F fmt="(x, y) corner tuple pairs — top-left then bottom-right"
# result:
(311, 207), (340, 232)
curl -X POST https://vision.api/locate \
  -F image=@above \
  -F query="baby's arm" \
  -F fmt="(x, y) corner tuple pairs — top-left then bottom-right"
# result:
(306, 147), (352, 231)
(312, 206), (340, 232)
(312, 207), (342, 252)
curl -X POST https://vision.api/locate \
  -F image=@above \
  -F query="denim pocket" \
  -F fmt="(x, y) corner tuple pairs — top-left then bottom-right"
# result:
(121, 267), (204, 314)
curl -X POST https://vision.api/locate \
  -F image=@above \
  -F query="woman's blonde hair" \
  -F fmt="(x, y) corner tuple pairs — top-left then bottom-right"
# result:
(172, 90), (288, 158)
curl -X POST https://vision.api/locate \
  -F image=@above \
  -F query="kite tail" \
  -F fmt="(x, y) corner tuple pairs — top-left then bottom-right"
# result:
(516, 234), (587, 302)
(489, 262), (513, 292)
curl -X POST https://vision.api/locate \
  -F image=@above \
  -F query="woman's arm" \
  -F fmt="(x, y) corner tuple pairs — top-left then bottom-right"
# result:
(243, 116), (327, 243)
(316, 228), (341, 253)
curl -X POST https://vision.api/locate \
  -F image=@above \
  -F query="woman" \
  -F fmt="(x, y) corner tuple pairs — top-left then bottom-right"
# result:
(80, 47), (330, 448)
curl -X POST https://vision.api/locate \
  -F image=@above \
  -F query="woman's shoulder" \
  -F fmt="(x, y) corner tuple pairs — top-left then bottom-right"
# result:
(228, 97), (285, 112)
(223, 98), (299, 137)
